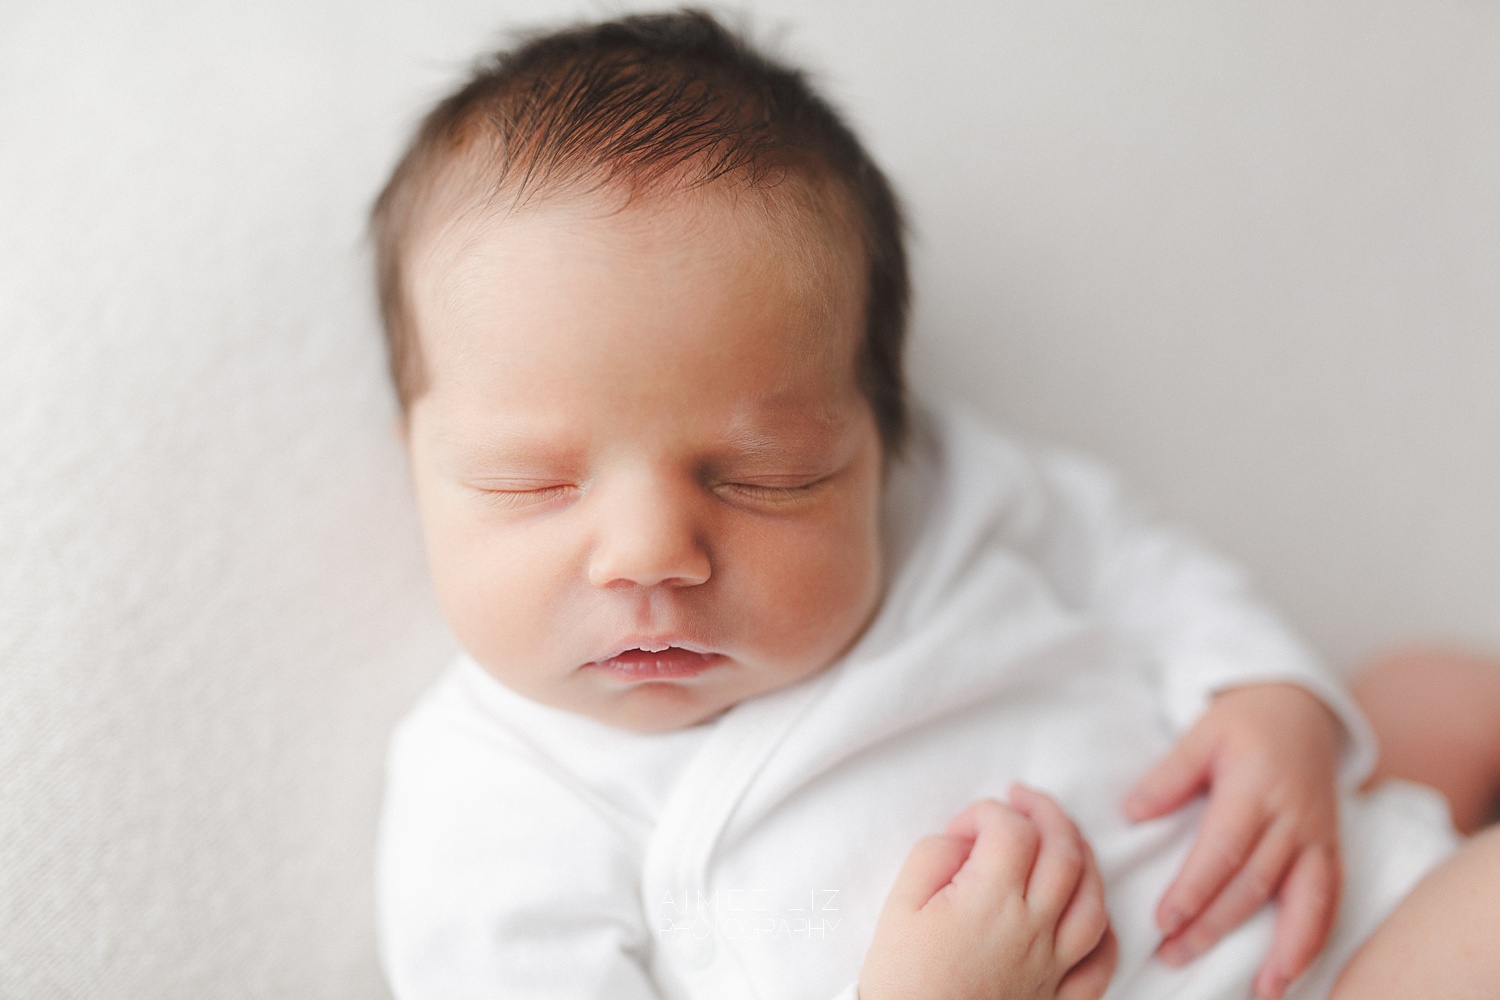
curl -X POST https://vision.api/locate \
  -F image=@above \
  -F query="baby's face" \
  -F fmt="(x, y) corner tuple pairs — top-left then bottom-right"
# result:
(403, 184), (884, 731)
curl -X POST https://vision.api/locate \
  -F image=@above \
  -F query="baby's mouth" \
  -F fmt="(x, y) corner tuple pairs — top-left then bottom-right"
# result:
(585, 645), (725, 681)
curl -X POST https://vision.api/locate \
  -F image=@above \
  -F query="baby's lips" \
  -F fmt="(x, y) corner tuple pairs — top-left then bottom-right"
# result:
(590, 636), (719, 663)
(585, 646), (725, 681)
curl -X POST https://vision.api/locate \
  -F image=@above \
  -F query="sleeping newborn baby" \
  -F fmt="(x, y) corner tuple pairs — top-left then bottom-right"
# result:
(370, 11), (1482, 1000)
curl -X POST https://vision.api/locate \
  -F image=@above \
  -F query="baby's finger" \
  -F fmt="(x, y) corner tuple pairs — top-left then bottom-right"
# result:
(943, 798), (987, 838)
(1155, 792), (1269, 936)
(1124, 725), (1215, 822)
(1009, 784), (1088, 923)
(1158, 817), (1296, 966)
(1057, 927), (1119, 1000)
(945, 798), (1041, 901)
(886, 834), (974, 912)
(1054, 834), (1110, 967)
(1253, 845), (1340, 1000)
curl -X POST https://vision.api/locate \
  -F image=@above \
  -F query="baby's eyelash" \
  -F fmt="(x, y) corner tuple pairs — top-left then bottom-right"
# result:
(477, 485), (576, 508)
(714, 478), (827, 505)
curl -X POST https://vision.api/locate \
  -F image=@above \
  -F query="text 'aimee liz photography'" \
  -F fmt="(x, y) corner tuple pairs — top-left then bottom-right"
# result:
(657, 887), (843, 942)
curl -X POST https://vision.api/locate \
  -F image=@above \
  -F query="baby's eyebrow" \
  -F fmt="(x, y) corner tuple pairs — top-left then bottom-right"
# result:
(720, 430), (792, 457)
(465, 447), (577, 472)
(718, 414), (853, 461)
(434, 428), (580, 469)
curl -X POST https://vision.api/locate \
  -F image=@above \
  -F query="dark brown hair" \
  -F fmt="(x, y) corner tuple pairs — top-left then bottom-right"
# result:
(370, 8), (911, 450)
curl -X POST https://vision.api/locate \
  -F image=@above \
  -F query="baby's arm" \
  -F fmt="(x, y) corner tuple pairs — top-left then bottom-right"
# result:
(860, 786), (1117, 1000)
(1018, 448), (1374, 786)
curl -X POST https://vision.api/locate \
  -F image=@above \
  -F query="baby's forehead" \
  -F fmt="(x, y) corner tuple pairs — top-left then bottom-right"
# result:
(411, 175), (867, 342)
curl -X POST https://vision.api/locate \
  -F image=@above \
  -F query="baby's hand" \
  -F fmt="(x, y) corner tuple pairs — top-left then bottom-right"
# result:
(860, 785), (1117, 1000)
(1123, 683), (1343, 1000)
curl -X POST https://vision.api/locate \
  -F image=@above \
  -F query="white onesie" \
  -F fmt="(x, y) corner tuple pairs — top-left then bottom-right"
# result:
(377, 404), (1457, 1000)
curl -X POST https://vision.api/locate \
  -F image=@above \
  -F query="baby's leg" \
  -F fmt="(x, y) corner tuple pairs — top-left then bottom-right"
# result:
(1353, 648), (1500, 832)
(1329, 825), (1500, 998)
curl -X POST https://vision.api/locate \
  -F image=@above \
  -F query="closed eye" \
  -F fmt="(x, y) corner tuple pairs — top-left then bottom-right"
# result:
(712, 476), (831, 507)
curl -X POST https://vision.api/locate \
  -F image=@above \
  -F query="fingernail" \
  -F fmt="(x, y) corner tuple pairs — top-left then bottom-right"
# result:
(1157, 942), (1189, 967)
(1254, 972), (1289, 1000)
(1161, 908), (1187, 935)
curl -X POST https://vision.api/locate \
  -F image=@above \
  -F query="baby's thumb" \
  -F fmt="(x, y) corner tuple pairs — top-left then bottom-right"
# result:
(1123, 728), (1213, 821)
(886, 834), (972, 912)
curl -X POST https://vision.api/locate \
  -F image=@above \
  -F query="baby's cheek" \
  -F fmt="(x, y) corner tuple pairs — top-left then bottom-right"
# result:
(435, 527), (561, 661)
(738, 513), (881, 665)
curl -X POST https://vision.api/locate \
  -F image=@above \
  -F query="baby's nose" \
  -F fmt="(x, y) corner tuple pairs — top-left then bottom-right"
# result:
(586, 481), (711, 589)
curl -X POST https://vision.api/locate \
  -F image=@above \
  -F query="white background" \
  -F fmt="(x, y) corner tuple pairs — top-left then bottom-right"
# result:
(2, 1), (1496, 996)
